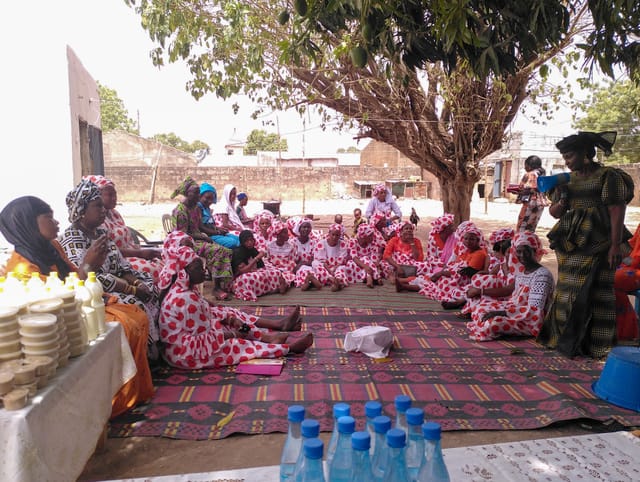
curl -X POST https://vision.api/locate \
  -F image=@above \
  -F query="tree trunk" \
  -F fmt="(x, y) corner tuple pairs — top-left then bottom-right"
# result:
(439, 175), (474, 224)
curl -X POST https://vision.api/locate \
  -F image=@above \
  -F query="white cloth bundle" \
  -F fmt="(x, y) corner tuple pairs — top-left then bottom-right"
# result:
(343, 326), (393, 359)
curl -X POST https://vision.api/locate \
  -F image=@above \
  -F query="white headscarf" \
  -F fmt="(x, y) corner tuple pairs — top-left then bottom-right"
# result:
(214, 183), (244, 228)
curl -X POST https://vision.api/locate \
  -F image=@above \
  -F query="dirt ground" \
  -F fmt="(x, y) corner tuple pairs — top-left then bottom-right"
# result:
(78, 203), (631, 481)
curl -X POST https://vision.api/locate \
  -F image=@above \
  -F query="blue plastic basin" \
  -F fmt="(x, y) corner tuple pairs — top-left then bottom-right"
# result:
(592, 346), (640, 412)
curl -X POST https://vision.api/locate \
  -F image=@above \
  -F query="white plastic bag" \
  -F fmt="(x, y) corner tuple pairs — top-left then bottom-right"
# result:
(343, 326), (393, 359)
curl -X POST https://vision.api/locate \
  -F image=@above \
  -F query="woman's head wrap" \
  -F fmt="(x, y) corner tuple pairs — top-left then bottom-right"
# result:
(199, 183), (217, 203)
(357, 223), (375, 239)
(162, 230), (192, 262)
(66, 178), (101, 223)
(170, 177), (198, 199)
(489, 228), (515, 245)
(237, 192), (247, 201)
(513, 232), (546, 262)
(271, 219), (287, 236)
(253, 210), (274, 233)
(556, 131), (617, 158)
(157, 244), (200, 291)
(369, 211), (386, 227)
(328, 223), (343, 236)
(373, 184), (387, 196)
(430, 213), (454, 234)
(83, 175), (114, 190)
(293, 218), (312, 237)
(0, 196), (70, 278)
(397, 220), (414, 235)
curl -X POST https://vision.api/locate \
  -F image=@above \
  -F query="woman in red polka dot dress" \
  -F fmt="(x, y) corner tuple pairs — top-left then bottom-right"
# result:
(252, 210), (275, 252)
(289, 218), (322, 290)
(265, 220), (297, 288)
(311, 224), (351, 291)
(345, 223), (384, 288)
(465, 232), (554, 341)
(158, 243), (313, 369)
(84, 175), (163, 282)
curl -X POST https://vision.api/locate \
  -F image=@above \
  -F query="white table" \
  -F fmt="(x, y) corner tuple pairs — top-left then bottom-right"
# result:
(105, 431), (640, 482)
(0, 322), (136, 482)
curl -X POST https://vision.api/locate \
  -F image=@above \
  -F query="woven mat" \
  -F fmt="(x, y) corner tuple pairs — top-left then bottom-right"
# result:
(109, 307), (640, 440)
(207, 280), (443, 311)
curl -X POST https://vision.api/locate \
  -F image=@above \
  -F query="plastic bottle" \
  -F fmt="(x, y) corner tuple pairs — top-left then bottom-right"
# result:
(3, 272), (25, 302)
(371, 415), (392, 482)
(45, 272), (65, 296)
(364, 400), (383, 455)
(325, 402), (350, 467)
(293, 419), (321, 482)
(299, 438), (325, 482)
(405, 407), (425, 481)
(327, 415), (355, 482)
(280, 405), (306, 482)
(76, 280), (98, 340)
(416, 422), (450, 482)
(382, 428), (410, 482)
(350, 431), (374, 482)
(85, 272), (106, 334)
(394, 395), (412, 434)
(25, 272), (46, 302)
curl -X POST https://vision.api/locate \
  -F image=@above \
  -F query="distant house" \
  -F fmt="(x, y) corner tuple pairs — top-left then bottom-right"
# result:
(224, 142), (246, 157)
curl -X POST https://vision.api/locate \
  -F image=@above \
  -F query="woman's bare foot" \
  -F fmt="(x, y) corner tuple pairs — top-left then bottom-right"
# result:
(288, 332), (314, 354)
(376, 278), (384, 286)
(262, 332), (289, 344)
(366, 273), (374, 289)
(279, 276), (289, 295)
(310, 275), (322, 290)
(282, 306), (302, 331)
(330, 279), (343, 292)
(300, 278), (311, 291)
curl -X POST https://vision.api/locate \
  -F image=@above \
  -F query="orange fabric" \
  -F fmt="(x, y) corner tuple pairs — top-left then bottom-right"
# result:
(628, 224), (640, 269)
(433, 232), (445, 250)
(383, 236), (424, 261)
(459, 248), (487, 271)
(3, 245), (153, 417)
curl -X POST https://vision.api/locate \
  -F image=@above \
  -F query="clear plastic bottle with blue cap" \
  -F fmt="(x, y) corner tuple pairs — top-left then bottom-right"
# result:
(405, 407), (425, 481)
(280, 405), (306, 481)
(325, 402), (350, 467)
(416, 422), (450, 482)
(364, 400), (382, 455)
(327, 415), (355, 482)
(350, 431), (374, 482)
(394, 395), (412, 434)
(299, 438), (326, 482)
(371, 415), (392, 482)
(293, 419), (320, 482)
(382, 428), (410, 482)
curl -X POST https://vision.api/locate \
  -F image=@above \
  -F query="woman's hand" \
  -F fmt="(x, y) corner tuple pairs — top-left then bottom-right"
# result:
(466, 287), (481, 298)
(83, 234), (109, 271)
(135, 282), (153, 302)
(481, 310), (506, 322)
(608, 244), (623, 269)
(142, 248), (162, 260)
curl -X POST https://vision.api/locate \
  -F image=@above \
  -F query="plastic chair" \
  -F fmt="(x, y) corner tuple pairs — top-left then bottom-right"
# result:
(162, 214), (175, 235)
(127, 227), (163, 247)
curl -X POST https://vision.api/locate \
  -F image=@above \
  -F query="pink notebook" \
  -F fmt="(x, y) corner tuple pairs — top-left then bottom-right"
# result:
(236, 359), (285, 376)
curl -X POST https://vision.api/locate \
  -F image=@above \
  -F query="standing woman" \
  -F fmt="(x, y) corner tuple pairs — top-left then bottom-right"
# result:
(170, 177), (233, 300)
(537, 131), (634, 358)
(516, 155), (548, 232)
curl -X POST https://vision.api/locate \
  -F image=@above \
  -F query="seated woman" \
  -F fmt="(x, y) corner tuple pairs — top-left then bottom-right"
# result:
(236, 192), (254, 227)
(312, 224), (351, 291)
(346, 223), (384, 288)
(290, 217), (322, 291)
(365, 183), (402, 223)
(61, 179), (161, 351)
(214, 184), (245, 234)
(253, 210), (275, 251)
(198, 182), (240, 248)
(382, 221), (429, 282)
(158, 243), (313, 369)
(0, 195), (153, 418)
(265, 220), (297, 289)
(419, 223), (488, 307)
(425, 213), (456, 276)
(370, 212), (395, 246)
(465, 232), (554, 341)
(232, 230), (289, 301)
(170, 177), (233, 300)
(613, 222), (640, 340)
(84, 175), (163, 282)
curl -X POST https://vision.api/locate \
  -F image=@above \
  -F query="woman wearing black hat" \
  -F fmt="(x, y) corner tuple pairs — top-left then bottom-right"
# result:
(537, 131), (634, 358)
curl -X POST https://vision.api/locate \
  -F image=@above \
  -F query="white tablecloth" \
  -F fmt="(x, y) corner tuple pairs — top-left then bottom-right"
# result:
(106, 431), (640, 482)
(0, 322), (136, 482)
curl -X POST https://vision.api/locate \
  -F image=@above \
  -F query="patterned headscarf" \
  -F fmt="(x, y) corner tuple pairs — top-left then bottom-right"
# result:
(430, 213), (454, 234)
(357, 223), (375, 239)
(162, 230), (192, 262)
(253, 210), (274, 233)
(293, 218), (312, 237)
(396, 220), (414, 236)
(369, 212), (386, 227)
(373, 184), (387, 196)
(83, 175), (114, 189)
(328, 223), (343, 236)
(513, 232), (546, 262)
(489, 227), (515, 245)
(157, 244), (200, 291)
(170, 177), (198, 199)
(66, 178), (102, 223)
(199, 183), (217, 203)
(271, 219), (287, 236)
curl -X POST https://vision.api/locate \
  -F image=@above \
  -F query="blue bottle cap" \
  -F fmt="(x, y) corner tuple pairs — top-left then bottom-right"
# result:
(337, 415), (356, 434)
(288, 405), (305, 422)
(301, 419), (320, 438)
(365, 400), (382, 418)
(422, 421), (442, 440)
(303, 438), (324, 459)
(394, 395), (412, 412)
(386, 428), (406, 448)
(406, 407), (424, 426)
(373, 415), (392, 434)
(351, 431), (371, 451)
(333, 402), (350, 418)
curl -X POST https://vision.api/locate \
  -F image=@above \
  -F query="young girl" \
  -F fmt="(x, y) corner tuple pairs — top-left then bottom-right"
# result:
(516, 155), (548, 232)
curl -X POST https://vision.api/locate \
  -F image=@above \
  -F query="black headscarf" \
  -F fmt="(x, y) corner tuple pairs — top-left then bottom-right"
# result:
(555, 131), (617, 159)
(0, 196), (70, 278)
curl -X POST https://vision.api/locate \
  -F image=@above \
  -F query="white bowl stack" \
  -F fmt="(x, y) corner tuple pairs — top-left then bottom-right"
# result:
(28, 298), (72, 367)
(58, 291), (88, 358)
(0, 307), (22, 363)
(18, 314), (59, 367)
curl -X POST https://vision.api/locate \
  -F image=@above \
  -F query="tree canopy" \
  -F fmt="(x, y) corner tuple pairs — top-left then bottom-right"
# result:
(573, 80), (640, 164)
(151, 133), (211, 153)
(98, 83), (139, 134)
(244, 129), (288, 155)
